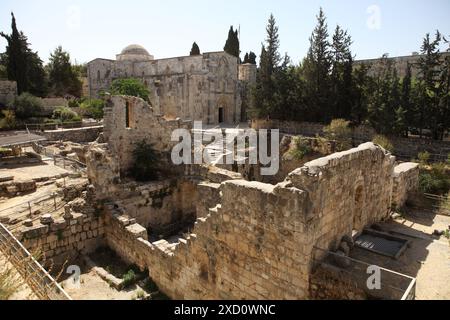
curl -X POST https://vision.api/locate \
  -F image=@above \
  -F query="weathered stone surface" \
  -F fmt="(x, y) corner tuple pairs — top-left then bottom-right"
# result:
(88, 50), (245, 125)
(40, 214), (54, 225)
(392, 162), (419, 209)
(23, 219), (33, 227)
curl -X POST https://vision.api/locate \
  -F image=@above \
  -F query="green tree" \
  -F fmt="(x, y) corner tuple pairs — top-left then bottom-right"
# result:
(190, 42), (200, 56)
(8, 92), (43, 119)
(0, 13), (47, 96)
(130, 140), (160, 181)
(351, 64), (372, 124)
(302, 8), (332, 122)
(416, 31), (443, 139)
(80, 99), (105, 119)
(223, 26), (240, 58)
(252, 14), (282, 118)
(367, 55), (399, 134)
(248, 51), (257, 64)
(47, 46), (82, 97)
(52, 106), (81, 123)
(401, 63), (414, 136)
(109, 78), (150, 101)
(243, 52), (249, 63)
(330, 25), (353, 120)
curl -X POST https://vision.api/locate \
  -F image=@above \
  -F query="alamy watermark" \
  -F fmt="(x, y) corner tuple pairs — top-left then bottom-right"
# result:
(171, 121), (280, 176)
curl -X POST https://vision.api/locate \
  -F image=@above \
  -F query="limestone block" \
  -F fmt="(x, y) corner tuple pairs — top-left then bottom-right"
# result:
(126, 223), (148, 240)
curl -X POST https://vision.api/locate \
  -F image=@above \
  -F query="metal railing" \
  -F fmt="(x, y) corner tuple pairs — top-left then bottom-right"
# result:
(0, 192), (67, 230)
(35, 144), (87, 173)
(25, 121), (102, 132)
(0, 222), (71, 300)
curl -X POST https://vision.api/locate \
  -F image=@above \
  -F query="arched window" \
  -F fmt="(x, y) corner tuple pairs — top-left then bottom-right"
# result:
(97, 70), (101, 81)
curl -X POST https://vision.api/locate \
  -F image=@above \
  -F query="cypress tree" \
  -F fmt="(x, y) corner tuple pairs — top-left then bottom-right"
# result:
(248, 52), (257, 64)
(224, 26), (240, 58)
(302, 8), (332, 122)
(0, 12), (47, 96)
(190, 42), (200, 56)
(252, 15), (282, 118)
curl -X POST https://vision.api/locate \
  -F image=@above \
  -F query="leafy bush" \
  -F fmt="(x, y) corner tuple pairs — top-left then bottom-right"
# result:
(121, 269), (136, 288)
(109, 78), (150, 102)
(68, 99), (80, 109)
(80, 99), (105, 119)
(52, 106), (81, 123)
(130, 140), (160, 181)
(419, 162), (450, 195)
(289, 136), (312, 160)
(0, 110), (17, 129)
(372, 134), (394, 152)
(9, 92), (43, 119)
(418, 151), (430, 165)
(323, 119), (352, 151)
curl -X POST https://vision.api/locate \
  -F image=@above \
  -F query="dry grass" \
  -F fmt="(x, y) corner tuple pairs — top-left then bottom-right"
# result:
(0, 260), (24, 300)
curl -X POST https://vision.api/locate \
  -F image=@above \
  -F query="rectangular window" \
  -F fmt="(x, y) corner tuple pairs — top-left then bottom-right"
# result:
(125, 102), (130, 128)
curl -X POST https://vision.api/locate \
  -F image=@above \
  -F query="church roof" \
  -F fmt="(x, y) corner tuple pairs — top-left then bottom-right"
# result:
(120, 44), (151, 57)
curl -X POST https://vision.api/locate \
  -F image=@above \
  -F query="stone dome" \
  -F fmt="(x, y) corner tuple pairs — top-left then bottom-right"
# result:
(117, 44), (154, 61)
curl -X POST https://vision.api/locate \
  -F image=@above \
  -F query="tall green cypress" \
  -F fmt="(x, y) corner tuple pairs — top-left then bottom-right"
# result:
(0, 12), (47, 96)
(190, 42), (200, 56)
(417, 31), (445, 139)
(224, 26), (240, 58)
(303, 8), (332, 122)
(330, 25), (353, 120)
(251, 15), (282, 118)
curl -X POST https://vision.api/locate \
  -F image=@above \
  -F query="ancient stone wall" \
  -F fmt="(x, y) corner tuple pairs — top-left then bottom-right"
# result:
(104, 178), (312, 299)
(17, 201), (105, 265)
(288, 143), (395, 251)
(392, 163), (419, 209)
(251, 119), (450, 162)
(0, 80), (17, 105)
(42, 126), (103, 143)
(113, 179), (198, 236)
(100, 143), (398, 299)
(88, 52), (241, 124)
(101, 95), (191, 176)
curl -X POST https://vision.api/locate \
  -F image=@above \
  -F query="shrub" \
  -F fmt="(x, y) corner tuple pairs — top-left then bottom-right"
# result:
(289, 136), (312, 160)
(0, 110), (16, 129)
(68, 99), (80, 109)
(109, 78), (150, 102)
(372, 134), (394, 153)
(419, 162), (450, 195)
(130, 140), (160, 181)
(9, 92), (43, 119)
(418, 151), (430, 165)
(80, 99), (105, 119)
(121, 269), (136, 288)
(323, 119), (352, 151)
(52, 106), (81, 123)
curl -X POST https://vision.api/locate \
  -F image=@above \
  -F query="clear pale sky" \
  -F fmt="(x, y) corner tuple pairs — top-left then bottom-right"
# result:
(1, 0), (449, 64)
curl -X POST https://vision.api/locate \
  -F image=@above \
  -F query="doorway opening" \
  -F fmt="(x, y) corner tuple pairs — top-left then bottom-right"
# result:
(218, 107), (224, 123)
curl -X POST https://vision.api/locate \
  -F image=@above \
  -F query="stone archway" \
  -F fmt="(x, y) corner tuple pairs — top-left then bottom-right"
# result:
(216, 96), (228, 124)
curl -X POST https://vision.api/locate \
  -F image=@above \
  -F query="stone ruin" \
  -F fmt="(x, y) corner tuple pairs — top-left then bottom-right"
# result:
(11, 95), (420, 299)
(73, 96), (419, 298)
